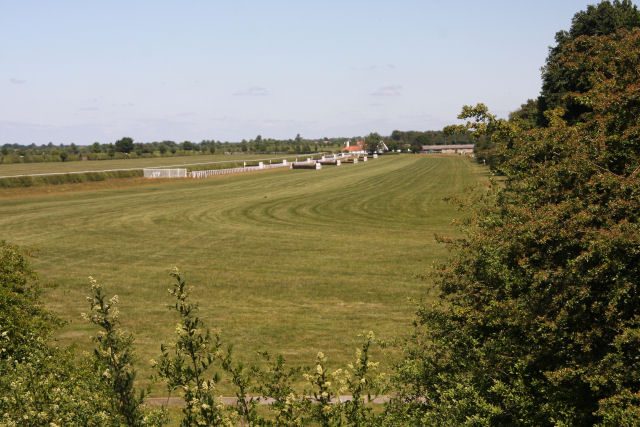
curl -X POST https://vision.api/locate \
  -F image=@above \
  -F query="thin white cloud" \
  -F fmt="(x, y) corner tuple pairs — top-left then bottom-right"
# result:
(9, 78), (26, 84)
(370, 85), (402, 96)
(233, 86), (269, 96)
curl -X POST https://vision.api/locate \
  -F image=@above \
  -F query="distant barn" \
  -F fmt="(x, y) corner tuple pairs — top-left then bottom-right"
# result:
(421, 144), (474, 155)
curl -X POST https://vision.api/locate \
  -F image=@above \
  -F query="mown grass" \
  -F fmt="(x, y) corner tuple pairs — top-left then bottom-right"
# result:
(0, 153), (303, 176)
(0, 155), (488, 395)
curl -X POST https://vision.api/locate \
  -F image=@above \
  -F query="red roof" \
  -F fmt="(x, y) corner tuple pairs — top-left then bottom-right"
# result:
(342, 145), (364, 152)
(341, 140), (365, 152)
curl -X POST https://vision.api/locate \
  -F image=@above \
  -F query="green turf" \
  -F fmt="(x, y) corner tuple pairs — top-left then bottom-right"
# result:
(0, 155), (488, 394)
(0, 153), (304, 176)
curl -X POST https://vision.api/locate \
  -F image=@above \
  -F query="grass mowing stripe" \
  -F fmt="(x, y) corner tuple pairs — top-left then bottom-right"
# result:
(0, 155), (488, 394)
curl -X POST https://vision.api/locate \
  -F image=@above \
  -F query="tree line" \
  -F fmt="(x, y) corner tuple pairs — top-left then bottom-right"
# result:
(0, 135), (343, 165)
(1, 130), (474, 165)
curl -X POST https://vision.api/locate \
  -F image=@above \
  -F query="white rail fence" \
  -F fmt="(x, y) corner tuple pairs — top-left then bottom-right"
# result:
(187, 161), (290, 179)
(143, 168), (188, 178)
(142, 152), (373, 180)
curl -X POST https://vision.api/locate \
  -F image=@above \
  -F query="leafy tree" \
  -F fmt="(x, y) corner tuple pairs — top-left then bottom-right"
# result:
(409, 141), (422, 153)
(508, 98), (538, 130)
(538, 0), (640, 125)
(155, 268), (237, 426)
(0, 241), (57, 362)
(115, 137), (135, 154)
(364, 132), (382, 153)
(444, 103), (519, 171)
(391, 28), (640, 425)
(84, 277), (162, 426)
(0, 242), (114, 425)
(91, 141), (103, 153)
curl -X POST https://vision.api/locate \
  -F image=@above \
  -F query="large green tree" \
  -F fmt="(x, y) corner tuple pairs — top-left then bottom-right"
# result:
(364, 132), (382, 153)
(538, 0), (640, 126)
(114, 136), (135, 154)
(389, 28), (640, 425)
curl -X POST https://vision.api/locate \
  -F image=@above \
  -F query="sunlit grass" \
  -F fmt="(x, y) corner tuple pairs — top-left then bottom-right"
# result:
(0, 154), (488, 395)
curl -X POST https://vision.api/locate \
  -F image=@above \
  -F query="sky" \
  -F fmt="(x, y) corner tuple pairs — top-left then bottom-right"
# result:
(0, 0), (627, 144)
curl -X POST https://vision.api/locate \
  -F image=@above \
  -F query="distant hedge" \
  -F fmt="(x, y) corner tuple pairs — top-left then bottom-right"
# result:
(0, 169), (143, 188)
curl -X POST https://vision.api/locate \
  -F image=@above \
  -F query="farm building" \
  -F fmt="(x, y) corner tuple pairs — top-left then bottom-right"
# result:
(421, 144), (474, 155)
(342, 140), (366, 154)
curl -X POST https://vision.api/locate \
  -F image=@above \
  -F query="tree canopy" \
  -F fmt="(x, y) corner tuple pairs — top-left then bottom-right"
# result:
(538, 0), (640, 125)
(114, 136), (135, 154)
(391, 27), (640, 425)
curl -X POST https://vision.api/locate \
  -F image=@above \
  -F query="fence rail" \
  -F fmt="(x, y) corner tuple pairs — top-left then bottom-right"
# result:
(188, 162), (289, 179)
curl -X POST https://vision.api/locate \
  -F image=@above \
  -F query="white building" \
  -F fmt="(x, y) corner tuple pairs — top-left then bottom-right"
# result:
(421, 144), (474, 155)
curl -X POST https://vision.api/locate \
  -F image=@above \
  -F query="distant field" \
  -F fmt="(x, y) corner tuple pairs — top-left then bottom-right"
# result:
(0, 155), (488, 394)
(0, 153), (302, 176)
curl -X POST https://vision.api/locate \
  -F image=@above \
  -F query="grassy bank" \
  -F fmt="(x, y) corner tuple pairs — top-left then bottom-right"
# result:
(0, 169), (144, 188)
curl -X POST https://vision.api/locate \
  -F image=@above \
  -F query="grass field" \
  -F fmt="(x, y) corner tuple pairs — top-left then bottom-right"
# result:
(0, 153), (304, 176)
(0, 154), (488, 394)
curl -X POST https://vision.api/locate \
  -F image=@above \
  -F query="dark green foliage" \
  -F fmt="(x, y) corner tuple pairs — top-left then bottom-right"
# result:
(390, 129), (473, 149)
(391, 28), (640, 425)
(0, 138), (333, 165)
(508, 99), (538, 131)
(538, 0), (640, 125)
(364, 132), (382, 153)
(409, 141), (422, 153)
(115, 137), (135, 154)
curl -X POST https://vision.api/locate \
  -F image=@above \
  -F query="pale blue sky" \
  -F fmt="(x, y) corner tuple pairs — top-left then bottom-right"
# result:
(0, 1), (623, 144)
